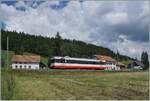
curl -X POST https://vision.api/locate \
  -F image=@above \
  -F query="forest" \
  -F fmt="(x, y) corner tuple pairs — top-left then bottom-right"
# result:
(1, 29), (131, 61)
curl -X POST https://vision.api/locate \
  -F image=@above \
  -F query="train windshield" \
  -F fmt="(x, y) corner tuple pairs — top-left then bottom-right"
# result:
(50, 59), (65, 63)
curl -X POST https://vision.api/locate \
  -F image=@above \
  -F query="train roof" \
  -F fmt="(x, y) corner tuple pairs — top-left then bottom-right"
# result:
(51, 56), (102, 62)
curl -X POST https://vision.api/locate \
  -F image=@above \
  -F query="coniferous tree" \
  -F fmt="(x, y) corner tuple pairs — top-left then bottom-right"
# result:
(145, 52), (149, 69)
(141, 51), (149, 70)
(53, 32), (62, 56)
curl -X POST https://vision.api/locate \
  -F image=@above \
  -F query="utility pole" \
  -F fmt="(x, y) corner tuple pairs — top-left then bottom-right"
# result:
(116, 49), (119, 70)
(7, 36), (9, 70)
(117, 49), (118, 64)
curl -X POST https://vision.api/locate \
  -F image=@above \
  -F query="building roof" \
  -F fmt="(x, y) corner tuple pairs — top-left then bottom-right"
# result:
(11, 55), (40, 63)
(94, 55), (116, 62)
(116, 62), (125, 67)
(133, 60), (144, 67)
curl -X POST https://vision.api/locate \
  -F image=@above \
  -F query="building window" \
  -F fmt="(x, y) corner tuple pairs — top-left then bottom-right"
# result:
(20, 65), (22, 69)
(29, 66), (31, 69)
(15, 65), (18, 69)
(24, 65), (26, 68)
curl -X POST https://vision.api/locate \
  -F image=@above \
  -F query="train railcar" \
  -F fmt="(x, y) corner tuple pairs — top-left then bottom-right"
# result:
(49, 56), (107, 69)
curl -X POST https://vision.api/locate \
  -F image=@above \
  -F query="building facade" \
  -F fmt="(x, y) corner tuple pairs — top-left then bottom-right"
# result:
(105, 62), (120, 70)
(93, 55), (121, 70)
(11, 55), (40, 70)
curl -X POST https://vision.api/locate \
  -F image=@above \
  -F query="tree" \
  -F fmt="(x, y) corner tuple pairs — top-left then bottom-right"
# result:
(19, 46), (25, 54)
(53, 32), (62, 56)
(40, 62), (46, 69)
(141, 51), (149, 70)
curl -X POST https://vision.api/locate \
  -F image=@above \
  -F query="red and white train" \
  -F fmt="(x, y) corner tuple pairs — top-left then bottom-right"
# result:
(49, 56), (107, 69)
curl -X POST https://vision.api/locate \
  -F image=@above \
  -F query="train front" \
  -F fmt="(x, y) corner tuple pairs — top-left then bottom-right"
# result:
(48, 57), (65, 69)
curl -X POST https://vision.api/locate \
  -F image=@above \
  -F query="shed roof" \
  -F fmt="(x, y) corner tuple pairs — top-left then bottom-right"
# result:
(11, 55), (40, 63)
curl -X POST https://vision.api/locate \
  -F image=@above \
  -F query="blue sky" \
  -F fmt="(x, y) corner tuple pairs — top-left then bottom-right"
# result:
(1, 0), (149, 59)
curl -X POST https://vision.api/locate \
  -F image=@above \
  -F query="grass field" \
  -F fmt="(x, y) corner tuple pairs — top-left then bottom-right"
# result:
(1, 70), (149, 100)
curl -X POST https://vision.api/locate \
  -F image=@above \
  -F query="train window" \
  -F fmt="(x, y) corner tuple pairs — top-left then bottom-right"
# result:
(54, 59), (59, 63)
(51, 59), (58, 63)
(60, 59), (65, 63)
(66, 60), (77, 64)
(56, 59), (106, 65)
(78, 60), (86, 64)
(66, 60), (99, 64)
(50, 59), (66, 63)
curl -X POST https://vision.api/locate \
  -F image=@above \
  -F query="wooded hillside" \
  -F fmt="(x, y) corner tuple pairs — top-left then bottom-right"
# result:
(1, 30), (131, 61)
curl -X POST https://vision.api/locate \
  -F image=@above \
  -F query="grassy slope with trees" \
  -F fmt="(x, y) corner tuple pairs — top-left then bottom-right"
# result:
(1, 30), (132, 63)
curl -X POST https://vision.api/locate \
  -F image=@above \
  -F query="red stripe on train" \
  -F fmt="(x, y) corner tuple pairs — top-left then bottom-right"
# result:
(50, 65), (106, 69)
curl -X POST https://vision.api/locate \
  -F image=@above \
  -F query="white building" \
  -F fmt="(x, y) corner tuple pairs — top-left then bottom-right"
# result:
(11, 55), (40, 70)
(94, 55), (121, 70)
(105, 62), (120, 70)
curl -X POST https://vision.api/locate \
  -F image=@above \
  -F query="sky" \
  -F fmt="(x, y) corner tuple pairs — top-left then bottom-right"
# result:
(1, 0), (149, 59)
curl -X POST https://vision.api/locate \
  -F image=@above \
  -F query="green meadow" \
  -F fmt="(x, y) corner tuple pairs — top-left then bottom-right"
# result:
(1, 70), (149, 100)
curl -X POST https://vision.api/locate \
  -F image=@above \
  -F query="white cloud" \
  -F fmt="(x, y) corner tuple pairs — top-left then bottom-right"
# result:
(105, 12), (128, 25)
(1, 1), (149, 59)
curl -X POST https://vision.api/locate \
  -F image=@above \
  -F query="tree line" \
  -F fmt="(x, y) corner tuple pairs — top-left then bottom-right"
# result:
(1, 29), (131, 61)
